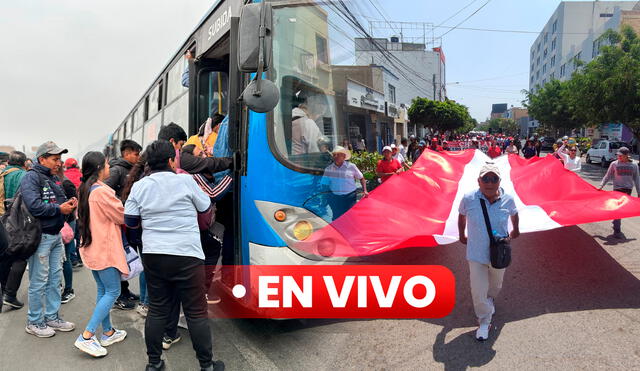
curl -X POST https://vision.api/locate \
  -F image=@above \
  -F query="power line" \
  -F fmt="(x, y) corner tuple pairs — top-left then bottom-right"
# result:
(435, 0), (481, 29)
(438, 0), (492, 39)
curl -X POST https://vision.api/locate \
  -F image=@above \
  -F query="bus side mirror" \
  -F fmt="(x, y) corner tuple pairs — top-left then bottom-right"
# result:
(238, 2), (272, 73)
(237, 2), (279, 113)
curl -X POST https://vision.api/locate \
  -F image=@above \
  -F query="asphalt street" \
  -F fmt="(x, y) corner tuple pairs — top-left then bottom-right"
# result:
(1, 156), (639, 370)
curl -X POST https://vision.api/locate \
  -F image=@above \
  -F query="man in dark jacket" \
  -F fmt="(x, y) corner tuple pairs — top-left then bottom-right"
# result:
(104, 139), (142, 310)
(21, 141), (77, 338)
(105, 139), (142, 199)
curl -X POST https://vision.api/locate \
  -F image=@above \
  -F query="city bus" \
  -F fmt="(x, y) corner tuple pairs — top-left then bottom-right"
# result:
(106, 0), (373, 293)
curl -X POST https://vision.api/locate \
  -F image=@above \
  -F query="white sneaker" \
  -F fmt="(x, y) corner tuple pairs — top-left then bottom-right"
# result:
(99, 329), (127, 347)
(136, 304), (148, 318)
(74, 335), (107, 357)
(476, 323), (490, 341)
(25, 323), (55, 338)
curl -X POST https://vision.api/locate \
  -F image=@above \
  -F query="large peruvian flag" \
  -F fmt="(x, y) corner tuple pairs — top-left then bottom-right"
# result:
(303, 149), (640, 257)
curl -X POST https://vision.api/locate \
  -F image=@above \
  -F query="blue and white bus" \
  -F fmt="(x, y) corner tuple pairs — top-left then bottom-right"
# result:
(107, 0), (375, 283)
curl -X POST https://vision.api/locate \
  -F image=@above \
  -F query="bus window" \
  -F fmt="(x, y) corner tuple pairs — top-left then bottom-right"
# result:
(270, 5), (345, 172)
(197, 70), (229, 126)
(167, 56), (189, 105)
(163, 93), (189, 135)
(134, 107), (145, 132)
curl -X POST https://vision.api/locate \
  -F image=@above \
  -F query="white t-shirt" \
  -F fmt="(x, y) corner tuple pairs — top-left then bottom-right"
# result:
(124, 172), (211, 260)
(291, 107), (322, 155)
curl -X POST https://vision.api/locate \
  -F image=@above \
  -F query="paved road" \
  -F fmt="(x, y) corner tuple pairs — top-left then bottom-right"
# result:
(1, 159), (639, 370)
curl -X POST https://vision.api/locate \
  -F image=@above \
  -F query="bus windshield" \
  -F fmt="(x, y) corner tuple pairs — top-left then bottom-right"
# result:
(270, 1), (353, 173)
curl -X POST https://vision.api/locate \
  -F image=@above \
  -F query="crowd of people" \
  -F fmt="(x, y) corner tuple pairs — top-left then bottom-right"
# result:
(0, 120), (231, 371)
(1, 121), (638, 363)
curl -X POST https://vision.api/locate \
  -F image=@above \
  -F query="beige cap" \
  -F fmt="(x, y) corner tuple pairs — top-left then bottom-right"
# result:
(479, 162), (501, 179)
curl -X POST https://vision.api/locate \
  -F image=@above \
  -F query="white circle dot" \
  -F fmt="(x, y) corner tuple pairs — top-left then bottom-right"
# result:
(232, 284), (246, 298)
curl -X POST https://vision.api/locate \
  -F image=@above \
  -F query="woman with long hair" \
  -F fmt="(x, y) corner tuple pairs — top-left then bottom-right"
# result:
(74, 151), (128, 357)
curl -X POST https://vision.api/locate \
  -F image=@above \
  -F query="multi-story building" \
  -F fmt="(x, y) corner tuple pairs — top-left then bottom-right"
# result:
(353, 37), (446, 141)
(491, 103), (509, 119)
(529, 1), (640, 92)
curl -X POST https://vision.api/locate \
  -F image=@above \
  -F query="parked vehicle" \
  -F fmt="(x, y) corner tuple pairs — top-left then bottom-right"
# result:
(585, 140), (628, 167)
(539, 137), (556, 151)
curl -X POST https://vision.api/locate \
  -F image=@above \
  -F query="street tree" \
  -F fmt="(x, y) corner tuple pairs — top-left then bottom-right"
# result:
(523, 79), (582, 135)
(477, 118), (519, 136)
(408, 97), (471, 133)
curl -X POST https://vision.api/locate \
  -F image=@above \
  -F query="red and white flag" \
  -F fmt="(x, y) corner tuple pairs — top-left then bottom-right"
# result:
(304, 149), (640, 257)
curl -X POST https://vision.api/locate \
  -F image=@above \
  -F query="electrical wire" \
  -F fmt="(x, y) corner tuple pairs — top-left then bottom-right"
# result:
(435, 0), (481, 29)
(438, 0), (492, 39)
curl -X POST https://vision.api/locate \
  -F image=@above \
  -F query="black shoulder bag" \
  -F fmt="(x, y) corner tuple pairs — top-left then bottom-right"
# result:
(479, 198), (511, 269)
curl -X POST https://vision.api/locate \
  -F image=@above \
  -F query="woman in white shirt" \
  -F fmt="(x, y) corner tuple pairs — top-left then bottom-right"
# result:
(556, 144), (581, 172)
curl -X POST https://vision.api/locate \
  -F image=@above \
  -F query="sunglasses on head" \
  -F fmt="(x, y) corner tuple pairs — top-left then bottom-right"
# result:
(481, 174), (500, 184)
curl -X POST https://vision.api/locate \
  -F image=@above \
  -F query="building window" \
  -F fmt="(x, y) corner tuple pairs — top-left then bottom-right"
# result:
(550, 72), (555, 80)
(552, 20), (558, 33)
(551, 38), (556, 50)
(316, 34), (328, 64)
(551, 55), (555, 67)
(574, 51), (582, 68)
(600, 13), (613, 18)
(542, 63), (547, 73)
(388, 84), (396, 104)
(544, 33), (548, 43)
(536, 70), (540, 79)
(543, 48), (548, 58)
(560, 63), (566, 76)
(542, 78), (546, 85)
(537, 43), (541, 52)
(537, 56), (540, 66)
(531, 75), (535, 83)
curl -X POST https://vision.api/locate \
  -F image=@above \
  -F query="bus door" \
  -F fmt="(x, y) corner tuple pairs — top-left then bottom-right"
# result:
(191, 58), (244, 272)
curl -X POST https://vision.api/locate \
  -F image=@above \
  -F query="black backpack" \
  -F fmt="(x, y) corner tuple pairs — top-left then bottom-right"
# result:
(0, 174), (46, 259)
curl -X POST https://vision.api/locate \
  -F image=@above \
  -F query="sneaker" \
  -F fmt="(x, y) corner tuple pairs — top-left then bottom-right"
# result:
(46, 317), (76, 332)
(126, 292), (140, 301)
(206, 293), (221, 305)
(74, 334), (107, 357)
(3, 294), (24, 309)
(71, 261), (83, 268)
(113, 297), (135, 310)
(136, 304), (149, 317)
(476, 323), (490, 341)
(99, 328), (127, 346)
(162, 333), (182, 350)
(61, 289), (76, 304)
(201, 361), (225, 371)
(25, 323), (55, 338)
(145, 360), (166, 371)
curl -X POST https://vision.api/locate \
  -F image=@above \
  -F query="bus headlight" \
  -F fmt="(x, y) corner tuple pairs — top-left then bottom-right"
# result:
(293, 220), (313, 241)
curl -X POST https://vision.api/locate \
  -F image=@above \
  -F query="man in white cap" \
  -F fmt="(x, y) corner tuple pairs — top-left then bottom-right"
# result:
(376, 146), (403, 183)
(458, 162), (520, 341)
(321, 146), (368, 220)
(20, 141), (77, 337)
(390, 144), (405, 164)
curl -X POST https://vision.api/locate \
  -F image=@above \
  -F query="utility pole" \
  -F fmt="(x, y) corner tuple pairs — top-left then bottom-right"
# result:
(433, 74), (436, 101)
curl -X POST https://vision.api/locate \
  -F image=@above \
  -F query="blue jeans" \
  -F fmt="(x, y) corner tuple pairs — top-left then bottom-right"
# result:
(62, 221), (76, 291)
(27, 233), (64, 325)
(139, 272), (148, 305)
(86, 267), (121, 334)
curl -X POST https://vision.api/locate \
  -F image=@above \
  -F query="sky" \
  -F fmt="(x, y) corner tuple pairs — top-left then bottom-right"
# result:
(0, 0), (591, 156)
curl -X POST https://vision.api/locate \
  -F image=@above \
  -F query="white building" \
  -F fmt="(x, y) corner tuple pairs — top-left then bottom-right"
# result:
(529, 1), (639, 92)
(354, 37), (446, 138)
